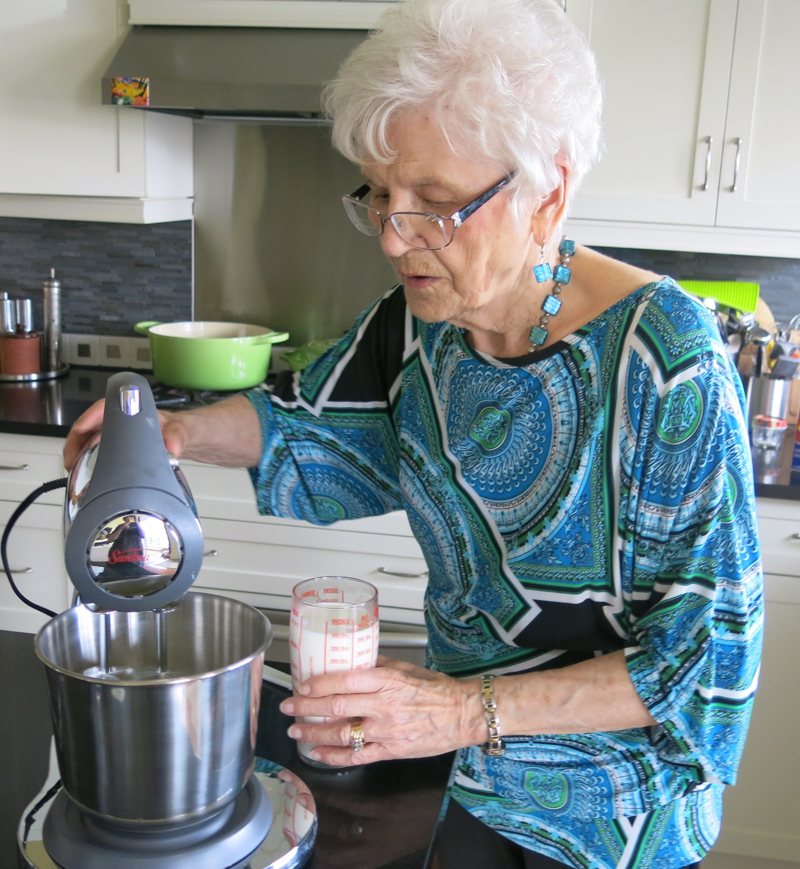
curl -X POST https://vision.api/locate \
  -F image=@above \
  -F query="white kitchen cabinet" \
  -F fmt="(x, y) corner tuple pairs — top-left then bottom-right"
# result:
(713, 497), (800, 862)
(565, 0), (736, 227)
(564, 0), (800, 256)
(128, 1), (399, 29)
(179, 460), (429, 626)
(0, 0), (192, 223)
(0, 434), (70, 634)
(714, 0), (800, 232)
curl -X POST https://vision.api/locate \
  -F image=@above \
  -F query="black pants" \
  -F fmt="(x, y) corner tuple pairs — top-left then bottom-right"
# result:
(433, 797), (702, 869)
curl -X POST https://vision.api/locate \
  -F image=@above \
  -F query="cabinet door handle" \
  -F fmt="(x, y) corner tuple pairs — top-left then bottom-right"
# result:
(377, 566), (429, 579)
(789, 534), (800, 541)
(730, 137), (742, 192)
(0, 463), (30, 471)
(701, 136), (713, 191)
(204, 549), (219, 557)
(8, 566), (32, 574)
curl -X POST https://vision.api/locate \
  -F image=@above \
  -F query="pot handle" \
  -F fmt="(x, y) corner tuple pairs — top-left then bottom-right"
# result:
(134, 321), (161, 334)
(252, 331), (290, 345)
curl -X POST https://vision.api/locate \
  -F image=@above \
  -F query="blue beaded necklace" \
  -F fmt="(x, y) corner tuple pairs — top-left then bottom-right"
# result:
(528, 237), (575, 351)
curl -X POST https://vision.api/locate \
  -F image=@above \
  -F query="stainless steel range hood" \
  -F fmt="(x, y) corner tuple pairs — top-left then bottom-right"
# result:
(102, 25), (366, 121)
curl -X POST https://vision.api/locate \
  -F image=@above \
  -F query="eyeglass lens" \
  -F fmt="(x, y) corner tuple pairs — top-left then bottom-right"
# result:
(344, 199), (451, 250)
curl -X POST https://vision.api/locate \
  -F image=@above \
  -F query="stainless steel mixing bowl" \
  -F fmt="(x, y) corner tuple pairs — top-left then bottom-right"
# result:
(35, 592), (271, 826)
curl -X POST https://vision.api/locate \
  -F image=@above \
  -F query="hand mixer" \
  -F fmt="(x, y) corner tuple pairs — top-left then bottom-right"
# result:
(5, 372), (278, 869)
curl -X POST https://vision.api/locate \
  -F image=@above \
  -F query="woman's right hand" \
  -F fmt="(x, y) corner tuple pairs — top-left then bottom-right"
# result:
(63, 393), (262, 471)
(63, 400), (189, 471)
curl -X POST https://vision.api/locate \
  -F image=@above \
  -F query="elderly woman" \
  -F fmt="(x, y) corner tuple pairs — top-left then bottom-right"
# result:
(65, 1), (763, 866)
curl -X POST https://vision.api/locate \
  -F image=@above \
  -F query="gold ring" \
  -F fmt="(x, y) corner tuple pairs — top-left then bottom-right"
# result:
(350, 721), (365, 752)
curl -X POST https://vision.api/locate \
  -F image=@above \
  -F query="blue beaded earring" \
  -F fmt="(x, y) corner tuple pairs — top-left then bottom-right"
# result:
(528, 238), (575, 351)
(533, 241), (552, 283)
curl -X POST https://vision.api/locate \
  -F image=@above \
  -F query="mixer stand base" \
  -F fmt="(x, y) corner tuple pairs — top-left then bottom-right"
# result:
(18, 742), (317, 869)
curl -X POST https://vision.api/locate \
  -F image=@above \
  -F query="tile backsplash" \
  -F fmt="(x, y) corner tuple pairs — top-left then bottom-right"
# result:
(593, 246), (800, 326)
(0, 215), (798, 338)
(0, 217), (192, 337)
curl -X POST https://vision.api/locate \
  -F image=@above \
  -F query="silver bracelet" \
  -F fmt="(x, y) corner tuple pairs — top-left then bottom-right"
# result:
(480, 675), (505, 757)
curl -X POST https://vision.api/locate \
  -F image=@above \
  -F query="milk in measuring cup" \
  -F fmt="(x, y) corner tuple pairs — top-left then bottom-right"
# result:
(289, 607), (379, 763)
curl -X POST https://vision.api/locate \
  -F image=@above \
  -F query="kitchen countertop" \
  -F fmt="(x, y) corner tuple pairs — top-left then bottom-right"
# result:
(1, 366), (798, 502)
(0, 628), (454, 869)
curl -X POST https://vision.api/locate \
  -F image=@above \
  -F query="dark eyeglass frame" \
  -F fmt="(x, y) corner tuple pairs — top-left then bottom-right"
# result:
(342, 174), (515, 250)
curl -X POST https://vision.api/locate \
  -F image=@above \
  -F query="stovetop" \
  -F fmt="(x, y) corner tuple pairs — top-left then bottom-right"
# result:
(0, 367), (277, 437)
(150, 383), (258, 410)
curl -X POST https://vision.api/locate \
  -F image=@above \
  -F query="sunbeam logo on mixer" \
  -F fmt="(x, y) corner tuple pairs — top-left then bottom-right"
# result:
(106, 547), (155, 565)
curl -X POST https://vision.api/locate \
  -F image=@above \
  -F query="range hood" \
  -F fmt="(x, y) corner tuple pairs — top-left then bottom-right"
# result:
(102, 25), (367, 121)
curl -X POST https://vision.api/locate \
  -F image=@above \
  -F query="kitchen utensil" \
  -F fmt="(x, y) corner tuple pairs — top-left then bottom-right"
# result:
(64, 371), (204, 611)
(0, 332), (40, 375)
(42, 268), (62, 373)
(36, 591), (272, 826)
(751, 415), (788, 484)
(135, 321), (289, 390)
(289, 576), (379, 768)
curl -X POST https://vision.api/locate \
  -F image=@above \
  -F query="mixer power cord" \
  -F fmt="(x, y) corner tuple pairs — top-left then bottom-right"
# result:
(2, 478), (67, 619)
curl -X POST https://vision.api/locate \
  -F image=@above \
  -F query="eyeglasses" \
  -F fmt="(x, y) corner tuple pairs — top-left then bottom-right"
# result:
(341, 174), (514, 251)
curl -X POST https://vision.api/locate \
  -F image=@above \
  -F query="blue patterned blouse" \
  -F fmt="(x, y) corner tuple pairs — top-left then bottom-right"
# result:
(247, 278), (763, 869)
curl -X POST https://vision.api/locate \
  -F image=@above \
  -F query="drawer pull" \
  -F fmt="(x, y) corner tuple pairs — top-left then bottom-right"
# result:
(377, 566), (429, 579)
(9, 566), (32, 575)
(203, 549), (219, 557)
(0, 463), (30, 471)
(790, 534), (800, 541)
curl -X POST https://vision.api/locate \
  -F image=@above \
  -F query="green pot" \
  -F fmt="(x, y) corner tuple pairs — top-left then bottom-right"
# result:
(135, 321), (289, 390)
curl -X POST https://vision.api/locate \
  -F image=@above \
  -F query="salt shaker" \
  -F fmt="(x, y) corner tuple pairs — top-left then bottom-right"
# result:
(0, 292), (15, 334)
(15, 298), (34, 333)
(42, 268), (62, 372)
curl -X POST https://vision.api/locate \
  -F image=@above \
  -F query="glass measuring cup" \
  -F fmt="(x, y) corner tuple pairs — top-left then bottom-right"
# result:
(289, 576), (379, 768)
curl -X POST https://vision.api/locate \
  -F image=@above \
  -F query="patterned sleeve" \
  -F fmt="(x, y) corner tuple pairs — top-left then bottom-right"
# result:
(620, 295), (763, 787)
(245, 286), (407, 524)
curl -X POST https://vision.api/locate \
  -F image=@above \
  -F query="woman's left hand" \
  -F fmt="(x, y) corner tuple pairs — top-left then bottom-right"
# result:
(279, 656), (484, 766)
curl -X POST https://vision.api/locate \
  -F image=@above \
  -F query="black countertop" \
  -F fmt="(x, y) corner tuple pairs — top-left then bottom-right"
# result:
(0, 367), (136, 438)
(0, 629), (453, 869)
(1, 366), (798, 502)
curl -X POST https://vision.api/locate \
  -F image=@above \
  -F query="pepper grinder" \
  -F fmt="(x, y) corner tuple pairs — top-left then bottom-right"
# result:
(42, 268), (62, 372)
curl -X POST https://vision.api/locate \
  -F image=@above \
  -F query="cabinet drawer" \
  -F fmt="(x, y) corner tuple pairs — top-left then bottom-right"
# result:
(0, 523), (70, 633)
(196, 532), (427, 615)
(0, 448), (65, 506)
(757, 516), (800, 578)
(181, 462), (416, 536)
(200, 515), (424, 558)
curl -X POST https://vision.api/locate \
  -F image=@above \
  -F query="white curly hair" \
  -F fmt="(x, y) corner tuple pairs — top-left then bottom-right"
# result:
(322, 0), (603, 213)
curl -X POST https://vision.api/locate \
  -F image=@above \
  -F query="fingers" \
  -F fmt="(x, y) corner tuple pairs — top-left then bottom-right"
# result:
(63, 399), (106, 470)
(288, 717), (357, 749)
(63, 401), (189, 471)
(293, 663), (406, 700)
(160, 411), (188, 458)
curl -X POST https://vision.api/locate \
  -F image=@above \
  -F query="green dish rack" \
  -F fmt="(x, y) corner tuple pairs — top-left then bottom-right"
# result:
(677, 279), (760, 314)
